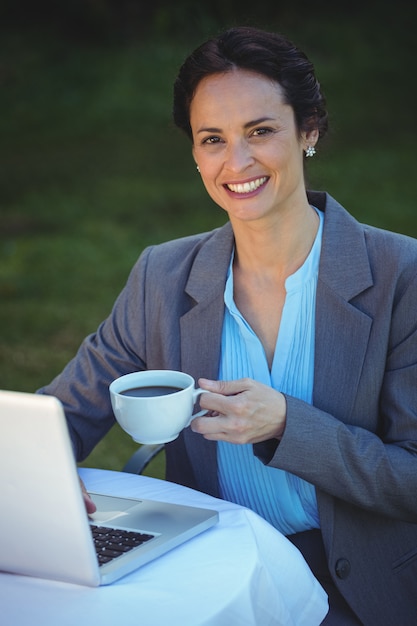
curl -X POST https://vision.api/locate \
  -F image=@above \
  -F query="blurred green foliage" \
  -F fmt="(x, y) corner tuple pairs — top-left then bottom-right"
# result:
(0, 4), (415, 475)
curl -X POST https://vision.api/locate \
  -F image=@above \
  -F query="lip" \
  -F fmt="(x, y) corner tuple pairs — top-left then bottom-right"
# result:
(223, 176), (269, 197)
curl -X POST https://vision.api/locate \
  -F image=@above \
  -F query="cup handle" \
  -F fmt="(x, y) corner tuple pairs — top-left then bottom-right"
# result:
(186, 389), (209, 426)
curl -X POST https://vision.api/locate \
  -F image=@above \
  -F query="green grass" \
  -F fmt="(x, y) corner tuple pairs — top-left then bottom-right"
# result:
(1, 10), (415, 474)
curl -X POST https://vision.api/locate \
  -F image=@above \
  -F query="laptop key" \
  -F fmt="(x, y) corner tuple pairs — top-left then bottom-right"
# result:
(90, 525), (156, 566)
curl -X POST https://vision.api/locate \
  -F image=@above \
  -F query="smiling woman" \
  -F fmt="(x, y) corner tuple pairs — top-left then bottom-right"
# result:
(37, 26), (417, 625)
(190, 70), (319, 228)
(188, 67), (321, 369)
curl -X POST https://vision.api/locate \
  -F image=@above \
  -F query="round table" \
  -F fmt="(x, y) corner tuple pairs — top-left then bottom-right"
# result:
(1, 468), (328, 626)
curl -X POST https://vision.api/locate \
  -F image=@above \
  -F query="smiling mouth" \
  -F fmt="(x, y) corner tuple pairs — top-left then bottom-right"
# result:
(225, 176), (268, 194)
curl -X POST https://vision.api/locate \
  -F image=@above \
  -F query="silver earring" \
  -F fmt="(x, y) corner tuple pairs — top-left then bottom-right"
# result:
(305, 145), (316, 158)
(196, 165), (200, 173)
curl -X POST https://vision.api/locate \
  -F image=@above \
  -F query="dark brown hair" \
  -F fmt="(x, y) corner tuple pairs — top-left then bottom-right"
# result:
(173, 26), (328, 142)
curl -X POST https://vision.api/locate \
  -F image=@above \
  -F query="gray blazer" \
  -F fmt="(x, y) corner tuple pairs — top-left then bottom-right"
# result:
(41, 191), (417, 624)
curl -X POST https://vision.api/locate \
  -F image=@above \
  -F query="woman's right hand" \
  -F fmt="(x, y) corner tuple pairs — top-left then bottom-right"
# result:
(192, 377), (287, 444)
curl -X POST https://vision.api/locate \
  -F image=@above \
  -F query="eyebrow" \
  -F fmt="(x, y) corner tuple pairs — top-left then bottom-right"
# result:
(196, 116), (276, 134)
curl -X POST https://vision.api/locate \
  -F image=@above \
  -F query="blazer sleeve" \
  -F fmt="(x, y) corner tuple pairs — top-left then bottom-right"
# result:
(37, 247), (153, 461)
(37, 225), (220, 463)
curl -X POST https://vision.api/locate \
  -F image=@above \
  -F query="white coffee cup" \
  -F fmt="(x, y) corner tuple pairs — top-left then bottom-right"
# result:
(109, 370), (208, 444)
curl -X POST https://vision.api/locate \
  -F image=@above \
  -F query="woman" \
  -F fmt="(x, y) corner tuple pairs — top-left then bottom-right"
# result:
(39, 27), (417, 624)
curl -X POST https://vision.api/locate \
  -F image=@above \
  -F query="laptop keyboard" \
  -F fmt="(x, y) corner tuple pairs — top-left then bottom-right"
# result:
(90, 524), (156, 565)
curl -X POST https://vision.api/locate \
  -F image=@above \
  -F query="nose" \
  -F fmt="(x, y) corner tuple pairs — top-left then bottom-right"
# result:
(224, 138), (254, 172)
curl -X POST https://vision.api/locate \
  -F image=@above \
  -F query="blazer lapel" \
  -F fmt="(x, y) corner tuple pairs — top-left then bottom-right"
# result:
(313, 194), (374, 421)
(179, 223), (234, 496)
(179, 221), (234, 381)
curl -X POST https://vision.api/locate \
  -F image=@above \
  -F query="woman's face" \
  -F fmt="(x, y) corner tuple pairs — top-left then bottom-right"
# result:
(190, 69), (318, 226)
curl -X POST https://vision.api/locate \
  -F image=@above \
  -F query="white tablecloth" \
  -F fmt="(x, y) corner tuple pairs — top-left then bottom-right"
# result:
(1, 468), (328, 625)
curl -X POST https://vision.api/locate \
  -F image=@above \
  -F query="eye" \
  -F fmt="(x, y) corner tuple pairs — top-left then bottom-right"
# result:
(251, 127), (275, 137)
(201, 135), (222, 145)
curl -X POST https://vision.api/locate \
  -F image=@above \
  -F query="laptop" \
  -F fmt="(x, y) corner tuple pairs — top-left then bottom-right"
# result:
(0, 389), (218, 587)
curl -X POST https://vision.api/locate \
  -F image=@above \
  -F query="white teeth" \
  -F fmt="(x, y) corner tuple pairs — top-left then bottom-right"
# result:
(227, 177), (267, 194)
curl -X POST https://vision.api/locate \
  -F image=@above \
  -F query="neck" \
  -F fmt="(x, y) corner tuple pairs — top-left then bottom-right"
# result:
(231, 203), (319, 279)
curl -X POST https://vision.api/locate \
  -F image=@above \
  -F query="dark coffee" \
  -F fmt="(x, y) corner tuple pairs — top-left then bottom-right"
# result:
(120, 385), (183, 398)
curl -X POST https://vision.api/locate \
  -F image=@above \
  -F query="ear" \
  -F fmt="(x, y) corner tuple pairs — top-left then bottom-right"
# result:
(303, 128), (319, 150)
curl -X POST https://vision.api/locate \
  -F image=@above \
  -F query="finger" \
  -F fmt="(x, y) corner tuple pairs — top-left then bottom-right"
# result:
(198, 377), (252, 396)
(84, 492), (97, 515)
(199, 389), (242, 416)
(80, 478), (97, 514)
(191, 413), (254, 444)
(191, 414), (228, 436)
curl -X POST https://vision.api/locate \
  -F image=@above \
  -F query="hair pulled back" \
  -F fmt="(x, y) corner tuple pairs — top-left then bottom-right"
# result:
(173, 26), (328, 142)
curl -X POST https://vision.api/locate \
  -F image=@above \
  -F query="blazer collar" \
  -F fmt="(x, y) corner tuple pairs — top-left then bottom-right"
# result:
(184, 221), (234, 304)
(180, 224), (234, 498)
(309, 191), (374, 300)
(310, 192), (374, 420)
(185, 192), (374, 305)
(180, 191), (375, 387)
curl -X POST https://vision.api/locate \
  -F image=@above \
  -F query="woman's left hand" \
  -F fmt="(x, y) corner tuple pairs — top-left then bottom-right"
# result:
(191, 378), (287, 444)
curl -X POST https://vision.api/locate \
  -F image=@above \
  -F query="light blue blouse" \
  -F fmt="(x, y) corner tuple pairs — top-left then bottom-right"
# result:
(217, 209), (324, 535)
